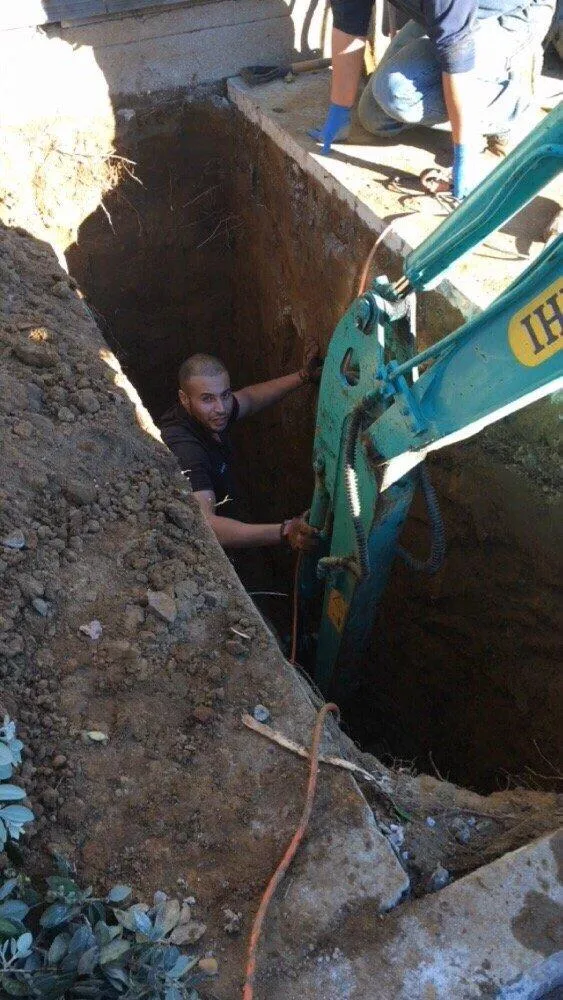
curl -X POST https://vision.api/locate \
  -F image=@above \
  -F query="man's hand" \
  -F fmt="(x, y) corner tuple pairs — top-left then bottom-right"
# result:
(300, 339), (324, 385)
(282, 514), (319, 552)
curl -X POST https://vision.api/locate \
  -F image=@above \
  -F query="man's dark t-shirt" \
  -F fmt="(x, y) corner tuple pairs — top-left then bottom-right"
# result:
(331, 0), (544, 73)
(160, 398), (241, 519)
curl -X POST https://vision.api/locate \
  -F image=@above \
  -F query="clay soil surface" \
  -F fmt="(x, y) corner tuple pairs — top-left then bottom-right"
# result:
(1, 222), (562, 998)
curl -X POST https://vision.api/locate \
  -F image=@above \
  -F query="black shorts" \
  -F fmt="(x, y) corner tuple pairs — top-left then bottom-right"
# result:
(331, 0), (416, 38)
(331, 0), (374, 36)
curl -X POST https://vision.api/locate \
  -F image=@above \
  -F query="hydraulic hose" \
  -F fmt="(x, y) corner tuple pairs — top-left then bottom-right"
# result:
(343, 407), (370, 580)
(397, 463), (445, 574)
(316, 405), (370, 583)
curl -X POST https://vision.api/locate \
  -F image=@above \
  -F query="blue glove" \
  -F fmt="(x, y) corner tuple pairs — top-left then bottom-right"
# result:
(452, 144), (475, 200)
(308, 103), (351, 153)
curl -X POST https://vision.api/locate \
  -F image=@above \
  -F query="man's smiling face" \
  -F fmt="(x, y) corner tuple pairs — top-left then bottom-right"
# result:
(179, 370), (234, 434)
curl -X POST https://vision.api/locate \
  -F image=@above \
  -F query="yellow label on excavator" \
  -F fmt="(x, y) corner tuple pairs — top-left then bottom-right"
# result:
(327, 588), (348, 633)
(508, 279), (563, 367)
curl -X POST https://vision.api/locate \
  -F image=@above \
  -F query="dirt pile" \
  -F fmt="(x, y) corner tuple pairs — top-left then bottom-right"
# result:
(0, 221), (411, 998)
(0, 130), (560, 998)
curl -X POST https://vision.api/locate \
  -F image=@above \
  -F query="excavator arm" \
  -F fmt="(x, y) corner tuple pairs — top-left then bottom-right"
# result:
(301, 104), (563, 693)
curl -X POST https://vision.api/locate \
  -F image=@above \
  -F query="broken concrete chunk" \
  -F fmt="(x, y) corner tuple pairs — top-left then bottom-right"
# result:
(147, 590), (177, 623)
(32, 598), (51, 617)
(2, 529), (26, 550)
(13, 341), (59, 368)
(79, 620), (103, 640)
(82, 730), (109, 744)
(73, 389), (100, 414)
(63, 479), (98, 506)
(169, 920), (206, 945)
(427, 865), (450, 892)
(222, 908), (242, 935)
(165, 503), (194, 531)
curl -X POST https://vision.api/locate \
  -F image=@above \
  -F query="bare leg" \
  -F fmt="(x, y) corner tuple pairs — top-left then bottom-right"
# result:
(330, 28), (367, 108)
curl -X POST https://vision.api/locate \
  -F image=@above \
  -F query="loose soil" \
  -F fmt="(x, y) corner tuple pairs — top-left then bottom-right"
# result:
(67, 99), (562, 794)
(0, 87), (561, 999)
(1, 222), (561, 999)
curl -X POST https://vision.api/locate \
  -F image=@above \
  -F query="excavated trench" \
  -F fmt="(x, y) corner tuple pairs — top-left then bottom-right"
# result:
(67, 96), (560, 796)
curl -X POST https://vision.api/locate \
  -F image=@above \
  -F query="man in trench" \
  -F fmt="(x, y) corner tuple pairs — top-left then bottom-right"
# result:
(159, 349), (321, 552)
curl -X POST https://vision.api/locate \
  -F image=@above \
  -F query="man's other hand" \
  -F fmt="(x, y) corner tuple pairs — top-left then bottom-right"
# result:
(300, 339), (324, 384)
(283, 515), (319, 552)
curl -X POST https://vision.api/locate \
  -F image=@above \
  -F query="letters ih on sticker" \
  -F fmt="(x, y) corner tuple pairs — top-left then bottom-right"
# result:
(509, 279), (563, 366)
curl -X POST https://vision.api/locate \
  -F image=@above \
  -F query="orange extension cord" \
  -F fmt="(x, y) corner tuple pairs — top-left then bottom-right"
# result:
(242, 226), (403, 997)
(289, 552), (302, 665)
(242, 701), (339, 1000)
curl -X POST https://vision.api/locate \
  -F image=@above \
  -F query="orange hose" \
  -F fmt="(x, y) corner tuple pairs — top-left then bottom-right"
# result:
(356, 220), (397, 297)
(289, 552), (302, 665)
(242, 701), (339, 1000)
(242, 225), (396, 998)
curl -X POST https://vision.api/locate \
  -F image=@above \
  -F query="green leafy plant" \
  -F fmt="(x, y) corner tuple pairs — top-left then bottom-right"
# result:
(0, 871), (212, 999)
(0, 717), (34, 851)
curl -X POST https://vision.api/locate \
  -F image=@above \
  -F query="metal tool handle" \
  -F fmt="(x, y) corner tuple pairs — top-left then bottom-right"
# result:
(289, 57), (331, 74)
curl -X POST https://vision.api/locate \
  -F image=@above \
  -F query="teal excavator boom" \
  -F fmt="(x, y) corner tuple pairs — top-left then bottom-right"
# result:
(300, 103), (563, 693)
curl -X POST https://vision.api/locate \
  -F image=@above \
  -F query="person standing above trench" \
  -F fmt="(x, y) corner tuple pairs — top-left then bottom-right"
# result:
(309, 0), (555, 198)
(159, 350), (322, 552)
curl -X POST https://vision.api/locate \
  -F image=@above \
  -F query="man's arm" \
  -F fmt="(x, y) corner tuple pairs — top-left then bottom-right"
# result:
(235, 340), (323, 419)
(441, 70), (474, 147)
(234, 371), (303, 419)
(424, 0), (478, 197)
(194, 490), (318, 551)
(442, 69), (477, 198)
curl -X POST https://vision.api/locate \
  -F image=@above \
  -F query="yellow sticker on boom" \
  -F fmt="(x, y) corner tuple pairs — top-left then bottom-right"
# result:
(327, 588), (348, 633)
(508, 279), (563, 367)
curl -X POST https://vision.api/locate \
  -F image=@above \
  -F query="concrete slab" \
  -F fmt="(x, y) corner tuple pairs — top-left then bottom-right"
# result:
(228, 71), (562, 319)
(264, 829), (563, 999)
(53, 0), (329, 95)
(277, 794), (409, 941)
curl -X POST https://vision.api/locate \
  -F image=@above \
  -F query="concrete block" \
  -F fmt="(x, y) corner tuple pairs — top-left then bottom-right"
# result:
(58, 0), (328, 93)
(278, 797), (409, 939)
(266, 830), (563, 1000)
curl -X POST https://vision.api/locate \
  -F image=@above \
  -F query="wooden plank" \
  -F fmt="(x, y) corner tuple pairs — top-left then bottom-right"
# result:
(0, 0), (220, 30)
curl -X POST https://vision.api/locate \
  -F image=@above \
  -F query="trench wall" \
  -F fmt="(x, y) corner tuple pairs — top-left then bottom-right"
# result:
(0, 0), (559, 791)
(64, 102), (562, 791)
(225, 120), (563, 791)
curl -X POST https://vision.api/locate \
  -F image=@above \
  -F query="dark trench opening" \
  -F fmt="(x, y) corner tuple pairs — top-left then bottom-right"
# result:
(66, 96), (560, 797)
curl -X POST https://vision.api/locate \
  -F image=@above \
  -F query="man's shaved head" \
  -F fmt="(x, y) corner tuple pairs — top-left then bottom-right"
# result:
(178, 354), (233, 435)
(178, 353), (228, 389)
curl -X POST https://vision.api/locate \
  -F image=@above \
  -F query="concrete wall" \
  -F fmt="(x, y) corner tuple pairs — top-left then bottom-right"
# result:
(0, 0), (330, 250)
(0, 0), (330, 100)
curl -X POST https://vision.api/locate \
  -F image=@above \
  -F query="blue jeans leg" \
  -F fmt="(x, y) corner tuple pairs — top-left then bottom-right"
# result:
(358, 2), (555, 138)
(358, 22), (445, 136)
